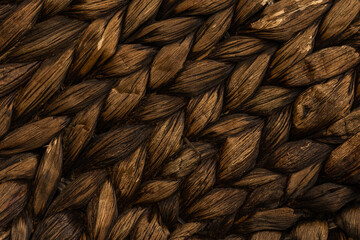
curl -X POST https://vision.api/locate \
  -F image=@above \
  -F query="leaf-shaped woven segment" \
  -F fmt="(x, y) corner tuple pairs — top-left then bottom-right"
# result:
(186, 188), (247, 221)
(0, 117), (69, 156)
(0, 153), (38, 182)
(14, 48), (74, 119)
(102, 68), (148, 122)
(292, 71), (355, 135)
(324, 132), (360, 184)
(169, 60), (233, 96)
(31, 211), (84, 240)
(218, 123), (263, 181)
(0, 0), (42, 53)
(150, 34), (193, 90)
(33, 135), (63, 218)
(133, 17), (202, 45)
(87, 179), (118, 240)
(280, 46), (360, 87)
(5, 16), (88, 62)
(0, 181), (28, 227)
(0, 62), (39, 98)
(45, 79), (111, 115)
(47, 169), (107, 214)
(248, 0), (331, 41)
(84, 125), (152, 169)
(98, 44), (155, 77)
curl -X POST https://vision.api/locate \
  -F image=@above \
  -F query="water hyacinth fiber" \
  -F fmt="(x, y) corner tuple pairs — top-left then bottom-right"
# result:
(0, 0), (359, 239)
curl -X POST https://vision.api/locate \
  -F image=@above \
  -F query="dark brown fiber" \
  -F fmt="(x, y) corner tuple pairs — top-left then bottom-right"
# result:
(0, 0), (360, 239)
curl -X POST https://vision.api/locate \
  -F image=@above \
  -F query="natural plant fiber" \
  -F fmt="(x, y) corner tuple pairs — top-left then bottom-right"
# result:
(0, 0), (360, 239)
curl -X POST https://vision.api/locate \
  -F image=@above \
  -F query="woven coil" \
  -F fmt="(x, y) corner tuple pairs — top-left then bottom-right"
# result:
(0, 0), (360, 239)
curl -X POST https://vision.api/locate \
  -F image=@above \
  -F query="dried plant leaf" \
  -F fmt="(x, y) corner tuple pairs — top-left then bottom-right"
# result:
(42, 0), (72, 16)
(0, 62), (39, 98)
(338, 17), (360, 43)
(122, 0), (162, 40)
(102, 68), (148, 123)
(200, 114), (263, 141)
(182, 159), (216, 207)
(327, 229), (348, 240)
(150, 34), (193, 90)
(5, 16), (87, 62)
(267, 140), (331, 173)
(294, 183), (356, 213)
(233, 168), (283, 190)
(324, 131), (360, 184)
(69, 11), (123, 78)
(131, 210), (170, 240)
(234, 207), (302, 233)
(87, 179), (118, 240)
(186, 85), (223, 136)
(31, 211), (84, 240)
(63, 101), (102, 171)
(14, 48), (74, 119)
(234, 0), (270, 26)
(158, 193), (179, 226)
(0, 0), (42, 53)
(169, 60), (233, 96)
(226, 49), (274, 110)
(250, 231), (282, 240)
(186, 188), (247, 221)
(291, 220), (328, 240)
(249, 0), (331, 41)
(0, 153), (38, 182)
(134, 94), (186, 122)
(268, 23), (318, 82)
(169, 222), (206, 240)
(98, 44), (155, 77)
(285, 162), (322, 200)
(219, 123), (263, 181)
(172, 0), (233, 15)
(0, 4), (15, 20)
(108, 207), (146, 240)
(133, 17), (202, 45)
(224, 235), (247, 240)
(11, 210), (32, 240)
(45, 79), (111, 115)
(0, 228), (9, 240)
(206, 213), (236, 239)
(145, 112), (184, 177)
(313, 107), (360, 144)
(319, 0), (360, 43)
(258, 106), (292, 166)
(191, 7), (233, 58)
(47, 169), (107, 214)
(66, 0), (127, 20)
(161, 142), (216, 178)
(0, 116), (68, 156)
(239, 85), (299, 116)
(209, 36), (270, 61)
(336, 205), (360, 239)
(293, 71), (355, 135)
(111, 145), (146, 205)
(135, 180), (179, 204)
(0, 181), (28, 227)
(84, 125), (152, 169)
(240, 177), (286, 213)
(280, 46), (360, 87)
(33, 135), (63, 218)
(0, 94), (14, 138)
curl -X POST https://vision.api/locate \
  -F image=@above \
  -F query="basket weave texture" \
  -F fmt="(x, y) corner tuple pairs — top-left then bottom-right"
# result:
(0, 0), (360, 239)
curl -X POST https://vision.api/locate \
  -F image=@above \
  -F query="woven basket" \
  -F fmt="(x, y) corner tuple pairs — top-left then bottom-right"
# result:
(0, 0), (360, 239)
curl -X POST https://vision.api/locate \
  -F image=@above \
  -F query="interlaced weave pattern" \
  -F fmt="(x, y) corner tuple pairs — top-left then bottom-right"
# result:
(0, 0), (360, 239)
